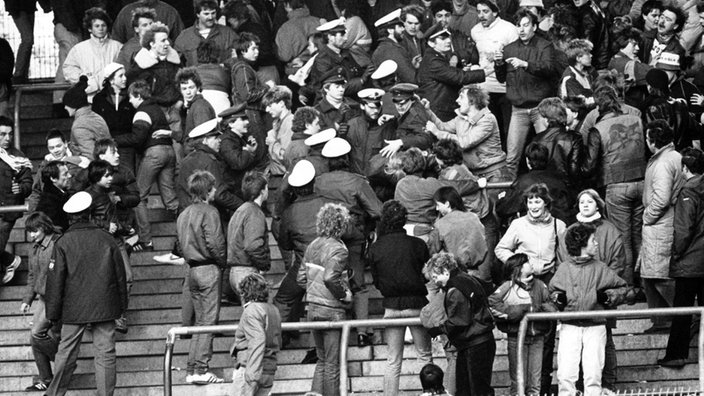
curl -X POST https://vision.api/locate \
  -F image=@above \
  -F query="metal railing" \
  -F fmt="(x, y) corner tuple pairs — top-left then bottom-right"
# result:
(516, 307), (704, 396)
(0, 204), (28, 214)
(164, 317), (422, 396)
(13, 83), (72, 150)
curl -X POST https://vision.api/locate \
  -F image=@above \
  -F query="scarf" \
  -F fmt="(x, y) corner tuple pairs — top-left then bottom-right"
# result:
(526, 210), (553, 225)
(576, 212), (601, 223)
(0, 148), (32, 172)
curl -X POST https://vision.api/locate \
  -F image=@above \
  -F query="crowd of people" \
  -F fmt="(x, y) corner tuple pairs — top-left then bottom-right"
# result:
(2, 0), (704, 395)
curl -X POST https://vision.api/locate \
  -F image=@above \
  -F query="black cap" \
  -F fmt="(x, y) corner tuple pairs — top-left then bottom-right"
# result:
(390, 83), (418, 102)
(322, 67), (348, 85)
(218, 102), (248, 119)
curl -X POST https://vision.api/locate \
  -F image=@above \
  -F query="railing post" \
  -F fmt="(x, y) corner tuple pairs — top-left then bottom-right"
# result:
(698, 307), (704, 392)
(13, 89), (22, 150)
(340, 322), (351, 396)
(164, 338), (174, 396)
(516, 316), (529, 396)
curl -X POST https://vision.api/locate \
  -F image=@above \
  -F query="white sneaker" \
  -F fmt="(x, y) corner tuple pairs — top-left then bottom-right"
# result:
(188, 372), (224, 385)
(2, 255), (21, 284)
(153, 253), (185, 265)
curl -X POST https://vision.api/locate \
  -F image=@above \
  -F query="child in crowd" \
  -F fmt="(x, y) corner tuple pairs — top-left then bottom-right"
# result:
(489, 253), (555, 396)
(419, 363), (452, 396)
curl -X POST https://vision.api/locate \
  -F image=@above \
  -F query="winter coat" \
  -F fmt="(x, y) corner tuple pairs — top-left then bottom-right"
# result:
(267, 111), (294, 176)
(314, 97), (361, 132)
(275, 7), (321, 69)
(115, 100), (171, 152)
(45, 222), (127, 323)
(641, 143), (684, 278)
(496, 35), (558, 108)
(489, 279), (555, 335)
(227, 202), (270, 271)
(639, 29), (686, 69)
(62, 37), (123, 100)
(559, 217), (627, 277)
(22, 233), (60, 305)
(495, 215), (567, 273)
(92, 85), (135, 141)
(36, 182), (70, 231)
(368, 230), (430, 310)
(297, 236), (351, 310)
(394, 174), (480, 224)
(232, 302), (281, 379)
(0, 147), (32, 222)
(670, 175), (704, 278)
(428, 210), (488, 271)
(571, 1), (610, 69)
(438, 164), (490, 219)
(372, 38), (416, 84)
(127, 48), (181, 106)
(559, 66), (595, 99)
(643, 96), (699, 151)
(495, 169), (575, 224)
(231, 59), (269, 112)
(309, 45), (367, 96)
(115, 36), (141, 75)
(278, 194), (330, 265)
(180, 94), (216, 143)
(70, 107), (111, 160)
(417, 47), (485, 121)
(176, 202), (227, 267)
(219, 131), (268, 195)
(394, 100), (434, 150)
(346, 114), (396, 176)
(174, 24), (238, 67)
(531, 126), (585, 184)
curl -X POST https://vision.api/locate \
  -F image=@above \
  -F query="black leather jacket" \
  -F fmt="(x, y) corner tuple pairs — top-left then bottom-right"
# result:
(531, 126), (585, 186)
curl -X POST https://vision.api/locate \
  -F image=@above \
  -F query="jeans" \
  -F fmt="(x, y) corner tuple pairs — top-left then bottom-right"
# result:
(506, 105), (540, 178)
(10, 10), (34, 79)
(557, 324), (606, 396)
(30, 297), (59, 384)
(135, 144), (178, 243)
(0, 217), (16, 276)
(455, 338), (496, 396)
(479, 212), (501, 284)
(53, 23), (81, 103)
(309, 304), (346, 396)
(383, 308), (433, 396)
(603, 327), (617, 390)
(605, 181), (644, 284)
(664, 277), (704, 359)
(444, 343), (457, 395)
(642, 278), (675, 328)
(232, 366), (274, 396)
(273, 260), (305, 324)
(347, 242), (370, 335)
(46, 321), (117, 396)
(489, 92), (512, 151)
(508, 334), (544, 396)
(187, 265), (221, 374)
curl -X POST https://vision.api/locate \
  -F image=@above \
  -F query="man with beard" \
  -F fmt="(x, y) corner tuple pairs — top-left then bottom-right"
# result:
(372, 9), (417, 84)
(174, 0), (239, 67)
(347, 88), (396, 176)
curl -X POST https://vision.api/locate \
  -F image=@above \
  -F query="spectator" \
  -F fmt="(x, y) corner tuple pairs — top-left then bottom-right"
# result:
(115, 7), (156, 75)
(639, 5), (686, 69)
(174, 0), (239, 67)
(550, 223), (628, 396)
(0, 37), (12, 118)
(35, 161), (71, 231)
(496, 8), (559, 178)
(400, 5), (425, 64)
(338, 0), (373, 66)
(313, 68), (361, 131)
(424, 252), (495, 396)
(656, 52), (704, 118)
(263, 86), (294, 213)
(175, 67), (215, 147)
(471, 0), (519, 143)
(608, 27), (652, 107)
(275, 0), (322, 77)
(111, 0), (184, 43)
(569, 0), (609, 70)
(176, 170), (226, 385)
(371, 9), (417, 84)
(448, 0), (479, 37)
(4, 0), (49, 83)
(232, 273), (282, 395)
(19, 212), (62, 392)
(297, 203), (352, 396)
(227, 171), (271, 297)
(194, 41), (231, 115)
(419, 363), (451, 396)
(283, 106), (323, 171)
(63, 76), (111, 160)
(559, 39), (595, 100)
(632, 0), (662, 33)
(641, 120), (684, 332)
(44, 191), (127, 395)
(368, 200), (432, 396)
(643, 68), (698, 151)
(489, 253), (555, 396)
(49, 0), (88, 110)
(62, 7), (123, 103)
(659, 147), (704, 367)
(417, 28), (486, 122)
(92, 63), (137, 172)
(123, 80), (179, 252)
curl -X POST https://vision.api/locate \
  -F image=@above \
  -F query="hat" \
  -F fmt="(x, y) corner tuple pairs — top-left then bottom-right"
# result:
(102, 62), (124, 82)
(218, 102), (248, 119)
(317, 17), (346, 34)
(288, 160), (316, 187)
(371, 60), (398, 80)
(358, 88), (385, 104)
(656, 52), (680, 71)
(62, 75), (89, 109)
(646, 68), (670, 91)
(304, 128), (336, 146)
(519, 0), (544, 7)
(321, 67), (348, 85)
(188, 118), (221, 139)
(375, 9), (402, 28)
(390, 83), (418, 102)
(427, 27), (451, 41)
(63, 191), (92, 214)
(322, 137), (351, 158)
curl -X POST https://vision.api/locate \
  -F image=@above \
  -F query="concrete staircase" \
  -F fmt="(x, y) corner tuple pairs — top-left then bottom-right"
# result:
(0, 89), (700, 395)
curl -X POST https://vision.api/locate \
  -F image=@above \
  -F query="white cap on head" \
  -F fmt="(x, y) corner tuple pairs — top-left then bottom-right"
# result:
(374, 8), (402, 28)
(304, 128), (336, 147)
(317, 17), (346, 33)
(63, 191), (92, 214)
(288, 160), (316, 187)
(371, 60), (398, 80)
(102, 62), (124, 81)
(322, 137), (351, 158)
(188, 118), (220, 139)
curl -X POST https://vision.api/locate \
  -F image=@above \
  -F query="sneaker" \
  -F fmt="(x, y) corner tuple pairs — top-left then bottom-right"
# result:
(657, 357), (688, 368)
(2, 255), (21, 284)
(132, 241), (153, 252)
(153, 253), (185, 265)
(188, 372), (224, 385)
(301, 348), (318, 364)
(115, 315), (128, 334)
(25, 382), (49, 391)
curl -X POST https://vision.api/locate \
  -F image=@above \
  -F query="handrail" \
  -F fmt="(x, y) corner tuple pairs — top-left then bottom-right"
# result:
(164, 317), (422, 396)
(516, 307), (704, 395)
(13, 83), (72, 150)
(486, 181), (513, 189)
(0, 204), (28, 214)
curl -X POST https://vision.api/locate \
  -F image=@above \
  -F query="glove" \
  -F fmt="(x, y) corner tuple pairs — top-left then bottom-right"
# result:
(597, 290), (610, 306)
(551, 291), (567, 311)
(338, 123), (349, 138)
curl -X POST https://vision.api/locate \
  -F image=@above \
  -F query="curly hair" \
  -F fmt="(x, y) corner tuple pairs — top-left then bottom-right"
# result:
(594, 86), (621, 115)
(565, 222), (596, 256)
(646, 119), (673, 149)
(83, 7), (112, 32)
(176, 67), (202, 89)
(239, 273), (269, 303)
(661, 5), (687, 34)
(196, 40), (218, 64)
(131, 7), (156, 28)
(401, 147), (426, 174)
(433, 139), (464, 167)
(423, 252), (459, 280)
(380, 200), (408, 232)
(316, 203), (350, 239)
(292, 107), (320, 133)
(523, 183), (553, 209)
(128, 79), (152, 100)
(263, 85), (293, 109)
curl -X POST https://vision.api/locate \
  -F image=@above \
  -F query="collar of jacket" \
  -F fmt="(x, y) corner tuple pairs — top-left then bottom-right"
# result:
(288, 6), (311, 19)
(185, 94), (205, 109)
(134, 47), (181, 69)
(187, 23), (223, 39)
(465, 107), (490, 125)
(74, 106), (93, 118)
(318, 97), (348, 113)
(35, 233), (56, 250)
(193, 142), (221, 158)
(66, 222), (101, 232)
(648, 142), (675, 162)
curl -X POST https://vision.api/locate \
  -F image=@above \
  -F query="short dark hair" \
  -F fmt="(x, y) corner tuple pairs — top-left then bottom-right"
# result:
(525, 142), (549, 170)
(515, 8), (539, 27)
(697, 1), (704, 13)
(87, 159), (114, 184)
(239, 273), (269, 303)
(523, 182), (552, 209)
(131, 7), (156, 28)
(563, 95), (586, 114)
(380, 200), (407, 232)
(235, 32), (260, 57)
(538, 97), (567, 126)
(176, 67), (203, 89)
(41, 161), (67, 185)
(128, 80), (152, 100)
(284, 0), (306, 10)
(292, 107), (320, 133)
(613, 27), (643, 51)
(594, 86), (622, 115)
(646, 119), (673, 149)
(241, 171), (267, 202)
(681, 147), (704, 174)
(194, 0), (219, 15)
(222, 0), (250, 22)
(46, 128), (65, 143)
(196, 40), (218, 64)
(263, 86), (293, 109)
(401, 148), (426, 174)
(476, 0), (499, 13)
(420, 363), (446, 393)
(460, 85), (489, 109)
(507, 253), (530, 283)
(423, 252), (459, 277)
(94, 138), (118, 159)
(328, 156), (350, 171)
(25, 211), (61, 235)
(433, 139), (464, 167)
(401, 4), (425, 23)
(662, 5), (687, 34)
(0, 116), (13, 129)
(642, 0), (663, 17)
(188, 170), (216, 202)
(433, 186), (467, 212)
(565, 222), (596, 256)
(431, 1), (453, 15)
(83, 7), (112, 32)
(141, 22), (170, 49)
